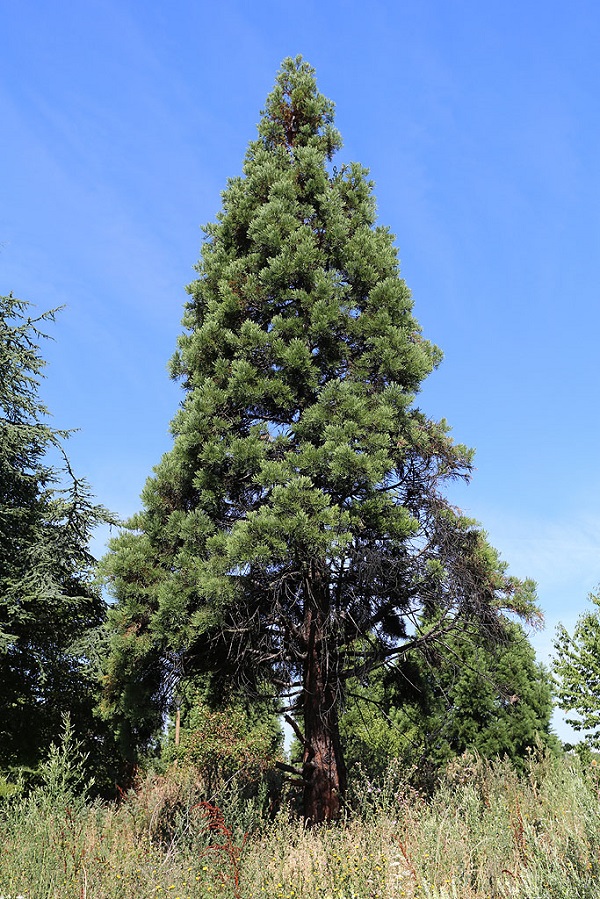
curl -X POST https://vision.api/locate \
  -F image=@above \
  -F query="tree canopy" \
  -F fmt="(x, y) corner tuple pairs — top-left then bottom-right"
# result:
(553, 591), (600, 747)
(0, 294), (112, 776)
(102, 57), (539, 821)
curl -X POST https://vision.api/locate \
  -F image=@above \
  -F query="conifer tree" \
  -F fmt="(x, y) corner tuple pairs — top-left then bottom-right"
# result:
(103, 58), (538, 822)
(0, 294), (112, 776)
(341, 620), (556, 781)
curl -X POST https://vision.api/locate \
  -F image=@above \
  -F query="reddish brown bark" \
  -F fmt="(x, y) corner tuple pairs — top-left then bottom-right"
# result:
(301, 574), (347, 824)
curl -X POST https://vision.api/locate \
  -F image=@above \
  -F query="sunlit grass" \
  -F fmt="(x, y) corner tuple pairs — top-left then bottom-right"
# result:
(2, 748), (600, 898)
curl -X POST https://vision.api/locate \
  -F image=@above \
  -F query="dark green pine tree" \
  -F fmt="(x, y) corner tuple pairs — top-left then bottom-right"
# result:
(102, 57), (538, 822)
(0, 294), (112, 777)
(430, 621), (557, 765)
(341, 620), (557, 781)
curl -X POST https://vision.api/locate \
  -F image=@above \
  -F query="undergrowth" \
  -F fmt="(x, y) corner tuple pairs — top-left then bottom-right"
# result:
(1, 734), (600, 898)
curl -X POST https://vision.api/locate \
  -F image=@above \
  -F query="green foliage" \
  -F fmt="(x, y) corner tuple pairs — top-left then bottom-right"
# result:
(342, 621), (557, 781)
(163, 692), (282, 798)
(101, 58), (539, 816)
(428, 621), (557, 766)
(0, 293), (118, 787)
(553, 590), (600, 747)
(36, 713), (95, 806)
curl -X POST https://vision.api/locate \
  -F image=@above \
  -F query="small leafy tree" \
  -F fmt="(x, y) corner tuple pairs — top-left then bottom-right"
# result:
(0, 294), (114, 779)
(553, 591), (600, 747)
(164, 692), (282, 798)
(102, 58), (538, 822)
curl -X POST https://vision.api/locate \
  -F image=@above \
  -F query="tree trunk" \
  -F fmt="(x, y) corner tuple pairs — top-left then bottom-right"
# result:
(301, 576), (347, 824)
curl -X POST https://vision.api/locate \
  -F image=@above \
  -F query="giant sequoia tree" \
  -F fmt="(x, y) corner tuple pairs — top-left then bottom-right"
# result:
(103, 58), (537, 822)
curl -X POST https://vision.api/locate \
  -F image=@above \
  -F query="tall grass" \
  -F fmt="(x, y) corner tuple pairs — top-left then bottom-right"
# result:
(2, 739), (600, 898)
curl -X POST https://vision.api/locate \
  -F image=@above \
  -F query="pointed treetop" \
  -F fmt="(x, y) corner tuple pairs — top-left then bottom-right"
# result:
(257, 56), (342, 159)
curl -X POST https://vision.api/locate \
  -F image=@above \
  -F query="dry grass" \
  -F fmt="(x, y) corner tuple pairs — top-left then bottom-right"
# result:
(2, 748), (600, 898)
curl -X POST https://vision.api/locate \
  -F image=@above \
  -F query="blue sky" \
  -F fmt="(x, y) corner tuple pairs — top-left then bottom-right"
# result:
(3, 1), (600, 738)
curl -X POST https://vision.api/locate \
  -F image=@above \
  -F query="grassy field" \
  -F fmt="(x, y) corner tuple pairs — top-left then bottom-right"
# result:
(1, 743), (600, 899)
